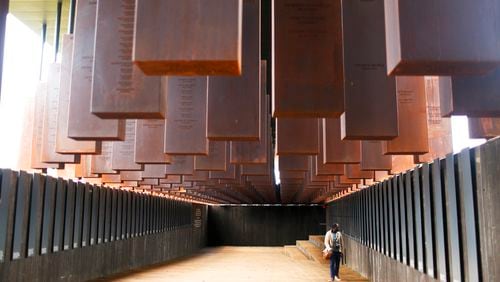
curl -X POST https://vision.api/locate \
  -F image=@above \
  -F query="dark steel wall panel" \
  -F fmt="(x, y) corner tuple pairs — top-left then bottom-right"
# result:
(431, 159), (447, 281)
(412, 169), (424, 272)
(53, 178), (67, 252)
(12, 171), (32, 260)
(73, 183), (84, 248)
(27, 174), (45, 257)
(41, 177), (57, 254)
(443, 155), (462, 282)
(0, 170), (18, 261)
(421, 164), (436, 277)
(63, 180), (76, 250)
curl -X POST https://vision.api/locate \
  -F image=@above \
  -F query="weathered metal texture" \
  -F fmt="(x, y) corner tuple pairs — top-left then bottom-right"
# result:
(91, 141), (115, 174)
(475, 138), (500, 282)
(67, 0), (125, 140)
(0, 170), (18, 261)
(240, 163), (270, 176)
(139, 179), (158, 186)
(31, 83), (59, 169)
(194, 142), (227, 171)
(230, 61), (268, 163)
(279, 155), (309, 171)
(165, 156), (194, 175)
(337, 175), (360, 185)
(272, 0), (343, 117)
(442, 155), (462, 281)
(361, 141), (392, 171)
(206, 0), (260, 141)
(101, 174), (121, 184)
(276, 118), (319, 155)
(209, 164), (238, 180)
(415, 77), (452, 164)
(384, 0), (500, 76)
(323, 118), (360, 164)
(345, 164), (374, 180)
(279, 171), (305, 180)
(56, 34), (99, 154)
(316, 120), (346, 175)
(455, 149), (480, 281)
(119, 171), (142, 181)
(133, 0), (242, 75)
(135, 120), (171, 164)
(164, 76), (208, 155)
(184, 171), (209, 182)
(142, 165), (166, 179)
(92, 0), (165, 118)
(384, 77), (429, 155)
(10, 171), (31, 260)
(440, 68), (500, 117)
(41, 63), (78, 164)
(390, 155), (415, 175)
(468, 118), (500, 139)
(160, 175), (182, 185)
(341, 0), (398, 140)
(112, 120), (143, 171)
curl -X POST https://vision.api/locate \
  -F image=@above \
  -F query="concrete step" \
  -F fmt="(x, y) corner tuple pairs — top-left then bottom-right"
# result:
(308, 235), (324, 249)
(296, 240), (329, 264)
(283, 245), (311, 261)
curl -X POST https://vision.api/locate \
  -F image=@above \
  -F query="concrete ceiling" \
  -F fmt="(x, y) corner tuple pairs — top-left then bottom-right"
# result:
(9, 0), (70, 45)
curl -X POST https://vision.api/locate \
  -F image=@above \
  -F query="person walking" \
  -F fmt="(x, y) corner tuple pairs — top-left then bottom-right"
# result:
(324, 223), (343, 281)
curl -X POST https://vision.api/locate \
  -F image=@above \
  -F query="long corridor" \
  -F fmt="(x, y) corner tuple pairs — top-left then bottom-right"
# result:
(93, 247), (368, 282)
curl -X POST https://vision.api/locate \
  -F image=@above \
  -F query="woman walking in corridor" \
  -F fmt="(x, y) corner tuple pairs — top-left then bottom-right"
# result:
(324, 223), (343, 281)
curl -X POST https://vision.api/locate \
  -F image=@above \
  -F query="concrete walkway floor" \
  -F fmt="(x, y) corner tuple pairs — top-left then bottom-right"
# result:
(94, 247), (368, 282)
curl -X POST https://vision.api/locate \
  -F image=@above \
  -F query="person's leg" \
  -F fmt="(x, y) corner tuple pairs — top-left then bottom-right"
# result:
(330, 253), (335, 280)
(333, 252), (341, 278)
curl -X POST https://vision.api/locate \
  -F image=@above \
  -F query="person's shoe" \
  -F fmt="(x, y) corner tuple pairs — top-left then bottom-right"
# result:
(328, 278), (333, 282)
(334, 276), (341, 281)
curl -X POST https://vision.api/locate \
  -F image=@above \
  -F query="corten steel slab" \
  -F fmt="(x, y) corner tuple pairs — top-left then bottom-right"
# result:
(338, 175), (361, 185)
(101, 174), (121, 184)
(18, 96), (35, 170)
(210, 165), (238, 180)
(133, 0), (242, 75)
(91, 141), (115, 174)
(374, 170), (390, 182)
(384, 0), (500, 76)
(68, 0), (125, 141)
(279, 171), (305, 180)
(92, 0), (165, 119)
(160, 175), (182, 184)
(194, 141), (227, 171)
(142, 165), (167, 179)
(120, 171), (142, 181)
(315, 155), (344, 176)
(276, 118), (319, 155)
(345, 164), (374, 180)
(75, 155), (99, 178)
(230, 61), (268, 163)
(272, 0), (343, 118)
(390, 155), (415, 174)
(139, 179), (159, 186)
(468, 118), (500, 139)
(112, 120), (143, 171)
(165, 156), (194, 175)
(383, 77), (429, 154)
(122, 179), (140, 187)
(31, 83), (59, 169)
(240, 163), (270, 176)
(323, 118), (361, 164)
(56, 34), (99, 154)
(184, 171), (209, 182)
(415, 77), (452, 163)
(41, 64), (78, 164)
(279, 155), (309, 171)
(207, 0), (260, 141)
(440, 68), (500, 117)
(361, 141), (392, 171)
(135, 120), (171, 164)
(341, 0), (398, 140)
(316, 121), (344, 175)
(164, 76), (208, 155)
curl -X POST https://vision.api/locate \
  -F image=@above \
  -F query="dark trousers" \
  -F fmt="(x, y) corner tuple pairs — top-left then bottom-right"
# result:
(330, 251), (341, 278)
